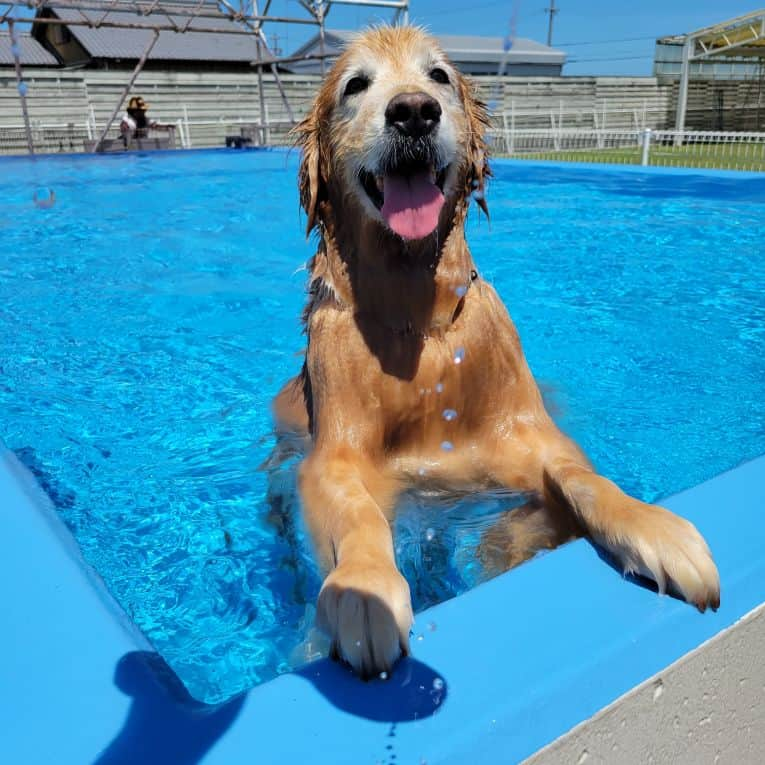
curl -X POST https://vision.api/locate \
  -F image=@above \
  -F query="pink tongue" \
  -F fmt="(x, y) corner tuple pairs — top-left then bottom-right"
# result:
(381, 171), (444, 240)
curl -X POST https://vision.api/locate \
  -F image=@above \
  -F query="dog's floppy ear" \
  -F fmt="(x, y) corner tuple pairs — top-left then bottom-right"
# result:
(457, 73), (491, 220)
(294, 106), (326, 237)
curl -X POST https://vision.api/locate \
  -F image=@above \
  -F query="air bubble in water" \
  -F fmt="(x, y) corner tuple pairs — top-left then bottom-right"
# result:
(425, 528), (435, 542)
(433, 677), (444, 691)
(416, 634), (424, 642)
(453, 347), (465, 365)
(442, 408), (457, 421)
(440, 440), (454, 452)
(379, 671), (388, 680)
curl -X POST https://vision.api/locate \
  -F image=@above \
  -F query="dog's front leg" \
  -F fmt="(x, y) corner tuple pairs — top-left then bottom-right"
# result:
(299, 447), (412, 678)
(492, 425), (720, 610)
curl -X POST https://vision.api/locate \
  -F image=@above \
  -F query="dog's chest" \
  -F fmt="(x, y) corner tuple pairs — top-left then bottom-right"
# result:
(379, 334), (494, 451)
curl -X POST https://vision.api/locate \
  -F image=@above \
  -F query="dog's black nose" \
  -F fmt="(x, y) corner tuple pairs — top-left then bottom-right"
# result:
(385, 92), (441, 138)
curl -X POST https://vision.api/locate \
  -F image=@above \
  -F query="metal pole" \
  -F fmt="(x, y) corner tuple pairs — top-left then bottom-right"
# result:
(7, 19), (34, 155)
(546, 0), (558, 47)
(317, 0), (326, 76)
(675, 37), (692, 132)
(253, 2), (268, 144)
(94, 30), (159, 152)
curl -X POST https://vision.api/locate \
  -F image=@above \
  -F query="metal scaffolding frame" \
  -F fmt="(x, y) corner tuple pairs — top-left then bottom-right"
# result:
(675, 8), (765, 130)
(0, 0), (409, 153)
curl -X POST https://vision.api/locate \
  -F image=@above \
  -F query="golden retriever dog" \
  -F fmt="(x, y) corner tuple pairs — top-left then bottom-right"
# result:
(274, 26), (720, 678)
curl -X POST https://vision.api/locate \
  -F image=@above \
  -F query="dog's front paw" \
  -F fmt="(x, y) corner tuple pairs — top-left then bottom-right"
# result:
(604, 502), (720, 612)
(316, 561), (413, 679)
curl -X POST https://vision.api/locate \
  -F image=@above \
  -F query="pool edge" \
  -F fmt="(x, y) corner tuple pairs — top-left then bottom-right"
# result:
(2, 450), (764, 764)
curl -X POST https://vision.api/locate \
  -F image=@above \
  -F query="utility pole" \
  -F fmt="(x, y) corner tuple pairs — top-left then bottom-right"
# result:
(545, 0), (558, 47)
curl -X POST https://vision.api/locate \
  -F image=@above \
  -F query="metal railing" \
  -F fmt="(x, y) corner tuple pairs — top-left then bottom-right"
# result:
(0, 117), (298, 155)
(2, 119), (765, 172)
(488, 128), (765, 171)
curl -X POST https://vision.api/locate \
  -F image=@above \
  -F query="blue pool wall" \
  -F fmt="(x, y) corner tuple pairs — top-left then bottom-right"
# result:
(4, 441), (765, 765)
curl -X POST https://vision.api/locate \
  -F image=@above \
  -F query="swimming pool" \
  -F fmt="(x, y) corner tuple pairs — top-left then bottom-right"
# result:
(1, 149), (764, 705)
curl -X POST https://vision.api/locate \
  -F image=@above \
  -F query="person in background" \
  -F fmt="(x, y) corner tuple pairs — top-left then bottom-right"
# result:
(120, 97), (173, 140)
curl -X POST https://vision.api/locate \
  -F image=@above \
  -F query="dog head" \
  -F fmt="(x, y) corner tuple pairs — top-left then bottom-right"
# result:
(296, 26), (490, 242)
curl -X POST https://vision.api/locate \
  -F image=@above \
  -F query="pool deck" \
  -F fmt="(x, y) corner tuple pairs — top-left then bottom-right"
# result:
(3, 442), (764, 765)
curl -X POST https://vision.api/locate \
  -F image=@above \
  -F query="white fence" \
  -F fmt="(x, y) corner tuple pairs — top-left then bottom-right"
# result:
(2, 117), (765, 172)
(0, 115), (298, 155)
(487, 128), (765, 171)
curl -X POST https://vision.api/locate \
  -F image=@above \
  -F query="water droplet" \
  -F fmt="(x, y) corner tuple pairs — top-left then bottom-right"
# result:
(435, 382), (444, 393)
(440, 440), (454, 452)
(417, 467), (427, 477)
(355, 640), (361, 647)
(454, 285), (467, 298)
(442, 408), (458, 422)
(379, 671), (388, 680)
(425, 528), (435, 542)
(453, 347), (465, 365)
(427, 621), (437, 632)
(433, 677), (444, 690)
(416, 634), (424, 642)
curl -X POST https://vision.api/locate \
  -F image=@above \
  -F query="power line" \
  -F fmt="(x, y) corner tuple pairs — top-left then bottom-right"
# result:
(567, 54), (650, 63)
(558, 35), (656, 47)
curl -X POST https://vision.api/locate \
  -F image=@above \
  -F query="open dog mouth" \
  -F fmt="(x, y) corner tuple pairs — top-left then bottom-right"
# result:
(359, 160), (448, 241)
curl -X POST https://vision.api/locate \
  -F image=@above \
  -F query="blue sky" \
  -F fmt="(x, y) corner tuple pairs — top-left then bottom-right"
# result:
(267, 0), (759, 76)
(6, 1), (760, 76)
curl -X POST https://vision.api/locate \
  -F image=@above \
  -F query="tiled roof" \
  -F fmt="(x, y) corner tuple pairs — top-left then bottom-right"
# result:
(293, 29), (566, 64)
(40, 6), (273, 63)
(0, 33), (59, 66)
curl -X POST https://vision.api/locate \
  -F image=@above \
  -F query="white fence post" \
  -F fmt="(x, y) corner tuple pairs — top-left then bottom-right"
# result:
(509, 99), (515, 154)
(183, 104), (192, 148)
(641, 128), (652, 166)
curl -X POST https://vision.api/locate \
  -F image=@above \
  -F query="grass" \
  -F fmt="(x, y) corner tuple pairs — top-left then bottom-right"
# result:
(502, 143), (765, 172)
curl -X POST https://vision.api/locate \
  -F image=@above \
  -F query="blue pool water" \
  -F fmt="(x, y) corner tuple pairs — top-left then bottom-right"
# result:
(1, 150), (764, 704)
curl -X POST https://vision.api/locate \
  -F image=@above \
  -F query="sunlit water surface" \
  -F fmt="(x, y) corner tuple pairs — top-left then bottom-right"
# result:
(1, 150), (763, 702)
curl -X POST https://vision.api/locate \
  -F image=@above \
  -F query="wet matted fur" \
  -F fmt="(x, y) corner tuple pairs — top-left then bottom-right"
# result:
(273, 26), (720, 678)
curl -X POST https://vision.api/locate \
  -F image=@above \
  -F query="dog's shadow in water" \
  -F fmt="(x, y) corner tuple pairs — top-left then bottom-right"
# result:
(92, 651), (245, 765)
(295, 655), (448, 723)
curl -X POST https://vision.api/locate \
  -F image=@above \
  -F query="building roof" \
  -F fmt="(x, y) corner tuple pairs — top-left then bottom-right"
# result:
(291, 29), (566, 66)
(35, 6), (276, 63)
(0, 32), (59, 66)
(657, 8), (765, 58)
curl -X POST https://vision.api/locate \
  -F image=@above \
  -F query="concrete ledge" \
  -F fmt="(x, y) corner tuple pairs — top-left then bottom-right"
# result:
(526, 602), (765, 764)
(2, 446), (765, 764)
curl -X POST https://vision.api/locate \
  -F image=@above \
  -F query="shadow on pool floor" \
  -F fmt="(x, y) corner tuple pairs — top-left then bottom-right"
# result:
(92, 649), (447, 764)
(92, 651), (246, 765)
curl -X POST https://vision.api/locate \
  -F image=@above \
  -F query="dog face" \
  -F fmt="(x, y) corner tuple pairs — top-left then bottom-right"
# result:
(297, 27), (489, 241)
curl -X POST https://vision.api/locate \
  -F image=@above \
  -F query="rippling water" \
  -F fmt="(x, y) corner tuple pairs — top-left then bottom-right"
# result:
(1, 150), (763, 702)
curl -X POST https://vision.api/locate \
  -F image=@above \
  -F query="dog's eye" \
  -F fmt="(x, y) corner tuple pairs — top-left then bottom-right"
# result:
(429, 67), (450, 85)
(343, 76), (370, 98)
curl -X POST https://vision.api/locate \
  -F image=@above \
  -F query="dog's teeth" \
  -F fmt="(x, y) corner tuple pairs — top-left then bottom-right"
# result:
(375, 176), (384, 193)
